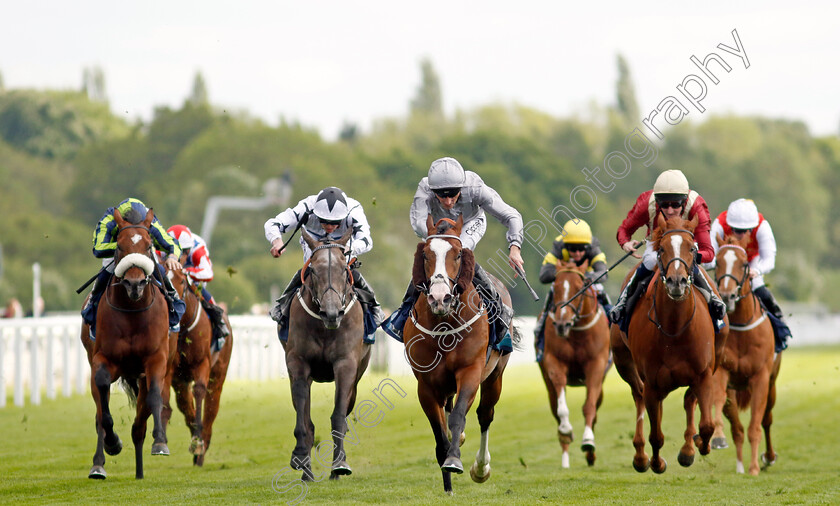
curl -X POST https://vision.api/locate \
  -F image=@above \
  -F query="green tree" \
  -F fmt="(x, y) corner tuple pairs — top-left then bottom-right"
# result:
(410, 58), (443, 118)
(82, 66), (107, 103)
(615, 54), (640, 127)
(188, 71), (209, 106)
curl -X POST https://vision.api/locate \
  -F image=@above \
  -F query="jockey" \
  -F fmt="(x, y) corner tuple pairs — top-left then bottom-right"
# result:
(81, 198), (186, 339)
(381, 156), (524, 352)
(162, 225), (231, 352)
(609, 169), (726, 331)
(264, 186), (384, 343)
(708, 198), (791, 351)
(534, 219), (610, 362)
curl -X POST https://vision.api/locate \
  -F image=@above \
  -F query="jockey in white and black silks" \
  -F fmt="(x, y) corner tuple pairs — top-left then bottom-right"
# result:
(81, 197), (185, 339)
(381, 156), (525, 353)
(264, 186), (384, 343)
(708, 198), (791, 351)
(158, 225), (230, 352)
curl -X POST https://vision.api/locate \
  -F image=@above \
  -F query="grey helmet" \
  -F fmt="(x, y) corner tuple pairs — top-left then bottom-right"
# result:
(312, 187), (349, 223)
(428, 157), (466, 190)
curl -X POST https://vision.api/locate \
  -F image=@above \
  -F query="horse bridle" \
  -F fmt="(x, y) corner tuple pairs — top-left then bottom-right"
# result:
(298, 243), (356, 318)
(548, 269), (598, 326)
(421, 233), (468, 300)
(107, 224), (157, 313)
(656, 228), (698, 287)
(714, 244), (751, 303)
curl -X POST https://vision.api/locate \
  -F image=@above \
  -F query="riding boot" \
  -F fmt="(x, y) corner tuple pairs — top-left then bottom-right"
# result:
(534, 288), (554, 362)
(81, 269), (111, 339)
(381, 282), (421, 342)
(473, 264), (514, 350)
(201, 299), (230, 352)
(154, 266), (186, 333)
(609, 264), (652, 326)
(753, 285), (792, 351)
(352, 270), (385, 344)
(271, 270), (304, 341)
(692, 264), (727, 331)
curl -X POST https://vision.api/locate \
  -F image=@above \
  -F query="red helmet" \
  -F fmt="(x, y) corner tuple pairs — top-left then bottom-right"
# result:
(167, 224), (194, 250)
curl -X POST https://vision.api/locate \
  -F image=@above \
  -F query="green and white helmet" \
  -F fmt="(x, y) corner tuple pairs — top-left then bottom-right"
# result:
(428, 157), (466, 190)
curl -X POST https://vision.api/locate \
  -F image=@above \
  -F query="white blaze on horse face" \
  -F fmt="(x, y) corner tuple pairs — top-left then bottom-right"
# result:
(559, 280), (570, 320)
(722, 249), (738, 291)
(670, 235), (684, 275)
(131, 234), (142, 245)
(428, 239), (453, 301)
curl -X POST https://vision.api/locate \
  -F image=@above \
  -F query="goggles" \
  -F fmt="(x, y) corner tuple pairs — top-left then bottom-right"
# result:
(433, 187), (461, 199)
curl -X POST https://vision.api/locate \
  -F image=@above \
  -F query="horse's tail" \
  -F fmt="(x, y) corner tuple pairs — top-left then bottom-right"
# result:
(118, 378), (139, 408)
(736, 389), (751, 411)
(510, 325), (525, 352)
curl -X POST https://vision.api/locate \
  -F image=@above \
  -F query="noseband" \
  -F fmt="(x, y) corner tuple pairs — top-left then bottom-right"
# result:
(107, 223), (157, 313)
(548, 269), (599, 328)
(656, 228), (697, 287)
(297, 243), (356, 320)
(714, 244), (751, 302)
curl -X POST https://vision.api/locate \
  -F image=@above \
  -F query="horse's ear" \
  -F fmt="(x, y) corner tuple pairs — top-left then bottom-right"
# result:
(338, 226), (353, 247)
(656, 212), (667, 231)
(113, 208), (126, 227)
(426, 214), (435, 237)
(456, 248), (476, 293)
(302, 229), (318, 250)
(716, 231), (725, 245)
(411, 242), (429, 289)
(454, 215), (464, 235)
(578, 258), (590, 272)
(143, 208), (155, 228)
(687, 213), (699, 232)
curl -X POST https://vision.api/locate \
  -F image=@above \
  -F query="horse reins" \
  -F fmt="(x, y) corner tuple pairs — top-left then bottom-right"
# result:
(648, 228), (700, 337)
(715, 245), (766, 330)
(297, 242), (357, 321)
(548, 269), (600, 329)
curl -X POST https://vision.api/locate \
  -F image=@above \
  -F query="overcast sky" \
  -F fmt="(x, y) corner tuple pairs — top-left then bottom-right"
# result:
(2, 1), (838, 140)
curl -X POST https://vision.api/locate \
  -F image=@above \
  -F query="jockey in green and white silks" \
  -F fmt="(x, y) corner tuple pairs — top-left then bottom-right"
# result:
(382, 157), (525, 352)
(264, 186), (384, 343)
(82, 198), (185, 339)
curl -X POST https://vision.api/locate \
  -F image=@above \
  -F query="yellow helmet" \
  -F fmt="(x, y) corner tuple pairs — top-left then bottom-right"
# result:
(562, 219), (592, 244)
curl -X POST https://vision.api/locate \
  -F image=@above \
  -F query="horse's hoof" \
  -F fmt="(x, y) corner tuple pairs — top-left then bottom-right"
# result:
(151, 442), (170, 456)
(332, 461), (352, 476)
(290, 452), (308, 470)
(585, 450), (596, 467)
(651, 457), (667, 474)
(88, 465), (107, 479)
(469, 462), (490, 483)
(632, 458), (650, 473)
(193, 454), (205, 467)
(711, 437), (728, 450)
(189, 436), (205, 456)
(678, 451), (694, 467)
(561, 451), (570, 469)
(329, 472), (341, 481)
(761, 452), (777, 468)
(104, 436), (122, 456)
(581, 439), (595, 453)
(441, 457), (464, 474)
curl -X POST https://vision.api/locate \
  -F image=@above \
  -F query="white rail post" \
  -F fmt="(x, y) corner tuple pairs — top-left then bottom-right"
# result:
(0, 330), (6, 408)
(63, 329), (72, 397)
(46, 327), (55, 400)
(14, 328), (24, 406)
(30, 327), (41, 405)
(76, 330), (87, 395)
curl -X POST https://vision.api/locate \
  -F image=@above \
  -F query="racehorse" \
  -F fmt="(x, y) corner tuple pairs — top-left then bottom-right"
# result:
(711, 232), (781, 475)
(283, 227), (372, 481)
(161, 263), (234, 466)
(609, 213), (728, 473)
(80, 208), (173, 479)
(537, 259), (610, 468)
(405, 215), (512, 493)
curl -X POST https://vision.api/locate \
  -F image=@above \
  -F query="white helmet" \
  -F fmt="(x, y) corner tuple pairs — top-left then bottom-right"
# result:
(313, 187), (349, 223)
(167, 225), (194, 250)
(653, 169), (690, 198)
(727, 198), (759, 229)
(428, 157), (466, 190)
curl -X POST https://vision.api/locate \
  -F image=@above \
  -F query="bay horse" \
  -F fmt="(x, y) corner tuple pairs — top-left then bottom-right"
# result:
(80, 208), (173, 479)
(161, 263), (234, 466)
(538, 259), (610, 468)
(609, 213), (728, 473)
(405, 215), (511, 494)
(711, 232), (781, 475)
(284, 227), (372, 481)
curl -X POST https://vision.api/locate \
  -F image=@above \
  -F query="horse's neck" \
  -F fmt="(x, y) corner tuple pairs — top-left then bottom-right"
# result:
(733, 287), (761, 321)
(652, 279), (698, 327)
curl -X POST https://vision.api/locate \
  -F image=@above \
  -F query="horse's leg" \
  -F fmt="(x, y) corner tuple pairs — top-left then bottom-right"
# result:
(145, 350), (171, 457)
(542, 357), (573, 466)
(288, 358), (316, 481)
(762, 355), (781, 468)
(189, 358), (211, 459)
(131, 380), (152, 479)
(196, 350), (231, 467)
(611, 331), (649, 472)
(328, 359), (359, 479)
(679, 388), (698, 467)
(418, 382), (452, 494)
(581, 359), (607, 467)
(538, 361), (569, 467)
(722, 387), (746, 473)
(89, 359), (121, 479)
(161, 359), (175, 433)
(173, 375), (195, 435)
(711, 368), (730, 449)
(444, 365), (482, 474)
(443, 395), (465, 447)
(470, 362), (505, 483)
(747, 369), (771, 475)
(694, 369), (716, 457)
(644, 388), (667, 474)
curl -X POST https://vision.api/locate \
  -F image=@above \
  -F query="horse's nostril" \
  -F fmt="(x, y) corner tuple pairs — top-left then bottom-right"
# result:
(443, 294), (453, 304)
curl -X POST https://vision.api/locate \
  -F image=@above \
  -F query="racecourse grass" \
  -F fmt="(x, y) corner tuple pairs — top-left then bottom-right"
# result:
(3, 345), (839, 505)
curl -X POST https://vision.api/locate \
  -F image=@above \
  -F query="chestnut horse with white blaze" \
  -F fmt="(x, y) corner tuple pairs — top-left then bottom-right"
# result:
(610, 214), (728, 474)
(80, 208), (174, 479)
(711, 232), (781, 475)
(538, 259), (610, 468)
(405, 215), (512, 494)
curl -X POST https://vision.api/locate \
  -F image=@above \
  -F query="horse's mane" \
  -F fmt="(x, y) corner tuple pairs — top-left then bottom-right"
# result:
(435, 218), (458, 235)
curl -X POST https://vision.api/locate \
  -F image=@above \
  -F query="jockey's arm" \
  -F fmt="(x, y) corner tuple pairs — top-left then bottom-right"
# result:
(752, 220), (777, 276)
(347, 203), (373, 258)
(538, 238), (565, 284)
(186, 246), (214, 282)
(409, 183), (432, 239)
(265, 197), (313, 257)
